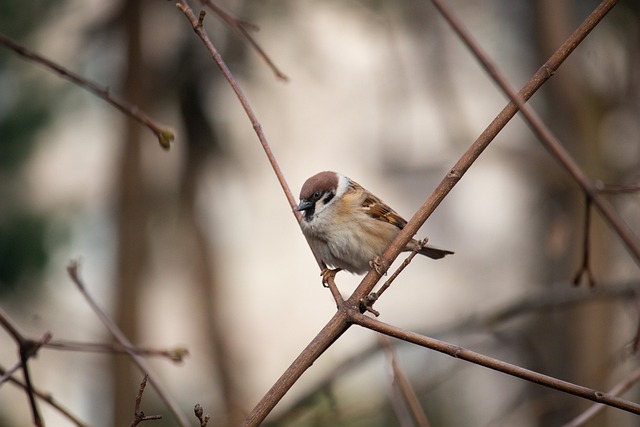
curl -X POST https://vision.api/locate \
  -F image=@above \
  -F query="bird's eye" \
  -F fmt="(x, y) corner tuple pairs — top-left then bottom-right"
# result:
(313, 191), (322, 200)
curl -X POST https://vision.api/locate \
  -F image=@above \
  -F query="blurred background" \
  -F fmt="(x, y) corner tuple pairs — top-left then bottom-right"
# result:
(1, 0), (640, 426)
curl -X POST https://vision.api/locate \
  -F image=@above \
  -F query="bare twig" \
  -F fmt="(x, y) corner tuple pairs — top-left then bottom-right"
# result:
(66, 261), (191, 427)
(200, 0), (289, 81)
(175, 0), (336, 301)
(0, 32), (174, 149)
(562, 366), (640, 426)
(0, 307), (51, 426)
(351, 312), (640, 416)
(347, 0), (620, 314)
(129, 375), (162, 426)
(428, 0), (640, 269)
(594, 181), (640, 194)
(380, 336), (431, 427)
(572, 195), (597, 287)
(376, 238), (427, 299)
(0, 364), (89, 427)
(44, 340), (189, 363)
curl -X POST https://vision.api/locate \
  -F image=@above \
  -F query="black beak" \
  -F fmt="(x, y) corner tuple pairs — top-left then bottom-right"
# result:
(297, 200), (313, 212)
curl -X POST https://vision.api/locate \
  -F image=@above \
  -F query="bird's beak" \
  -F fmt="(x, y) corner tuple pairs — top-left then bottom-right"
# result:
(297, 200), (313, 212)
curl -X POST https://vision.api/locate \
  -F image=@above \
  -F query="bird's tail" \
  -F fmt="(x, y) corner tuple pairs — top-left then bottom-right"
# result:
(417, 245), (454, 260)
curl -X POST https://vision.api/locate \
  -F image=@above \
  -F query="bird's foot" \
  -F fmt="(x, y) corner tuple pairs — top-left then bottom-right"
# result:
(321, 268), (341, 288)
(370, 257), (387, 276)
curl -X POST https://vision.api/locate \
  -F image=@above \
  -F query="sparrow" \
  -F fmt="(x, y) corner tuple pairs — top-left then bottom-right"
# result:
(298, 171), (453, 282)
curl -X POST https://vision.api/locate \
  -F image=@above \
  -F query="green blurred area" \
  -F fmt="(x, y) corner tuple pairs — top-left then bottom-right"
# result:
(0, 0), (66, 295)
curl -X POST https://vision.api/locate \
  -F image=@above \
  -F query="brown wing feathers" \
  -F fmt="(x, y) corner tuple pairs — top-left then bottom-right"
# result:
(349, 180), (407, 230)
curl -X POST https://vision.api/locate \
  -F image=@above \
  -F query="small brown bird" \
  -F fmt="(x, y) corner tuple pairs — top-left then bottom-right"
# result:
(298, 171), (453, 280)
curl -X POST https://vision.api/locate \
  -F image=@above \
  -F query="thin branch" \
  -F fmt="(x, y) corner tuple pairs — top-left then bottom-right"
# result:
(0, 307), (50, 426)
(594, 181), (640, 194)
(428, 0), (640, 268)
(0, 32), (174, 149)
(175, 2), (295, 211)
(0, 365), (89, 427)
(44, 340), (189, 363)
(380, 336), (431, 427)
(572, 195), (597, 287)
(66, 261), (191, 427)
(199, 0), (289, 81)
(346, 0), (620, 313)
(351, 312), (640, 416)
(562, 366), (640, 426)
(129, 375), (163, 427)
(175, 0), (337, 303)
(375, 238), (428, 300)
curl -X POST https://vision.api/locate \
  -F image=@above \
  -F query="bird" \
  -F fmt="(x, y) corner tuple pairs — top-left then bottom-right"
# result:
(297, 171), (453, 284)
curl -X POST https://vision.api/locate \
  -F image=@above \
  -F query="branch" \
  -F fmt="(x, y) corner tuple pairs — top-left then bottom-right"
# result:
(351, 312), (640, 416)
(175, 0), (335, 297)
(380, 336), (431, 427)
(66, 261), (191, 427)
(428, 0), (640, 268)
(346, 0), (621, 312)
(0, 307), (50, 426)
(0, 32), (174, 150)
(199, 0), (289, 81)
(129, 375), (163, 426)
(44, 340), (189, 363)
(0, 364), (89, 427)
(562, 367), (640, 426)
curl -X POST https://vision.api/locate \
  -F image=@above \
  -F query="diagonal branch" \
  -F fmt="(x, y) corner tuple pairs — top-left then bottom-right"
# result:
(175, 0), (338, 302)
(351, 312), (640, 416)
(199, 0), (289, 81)
(0, 32), (174, 149)
(66, 261), (191, 427)
(241, 1), (621, 424)
(346, 0), (621, 307)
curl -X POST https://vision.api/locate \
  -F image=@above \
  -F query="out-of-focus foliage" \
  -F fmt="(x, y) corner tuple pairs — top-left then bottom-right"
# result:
(0, 0), (66, 294)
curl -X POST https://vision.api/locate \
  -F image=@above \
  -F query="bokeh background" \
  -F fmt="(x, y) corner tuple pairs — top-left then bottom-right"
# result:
(1, 0), (640, 426)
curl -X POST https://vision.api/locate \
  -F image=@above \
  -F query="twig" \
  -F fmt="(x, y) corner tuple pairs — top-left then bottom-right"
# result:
(0, 307), (51, 426)
(380, 336), (431, 427)
(0, 364), (89, 427)
(562, 366), (640, 426)
(376, 238), (427, 299)
(351, 311), (640, 416)
(0, 32), (174, 150)
(175, 0), (336, 300)
(572, 195), (597, 287)
(346, 0), (620, 314)
(428, 0), (640, 268)
(199, 0), (289, 81)
(66, 261), (191, 427)
(129, 375), (162, 426)
(44, 340), (189, 363)
(594, 181), (640, 194)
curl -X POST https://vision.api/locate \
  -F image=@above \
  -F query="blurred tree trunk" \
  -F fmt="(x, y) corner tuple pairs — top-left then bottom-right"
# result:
(113, 0), (148, 424)
(177, 47), (245, 423)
